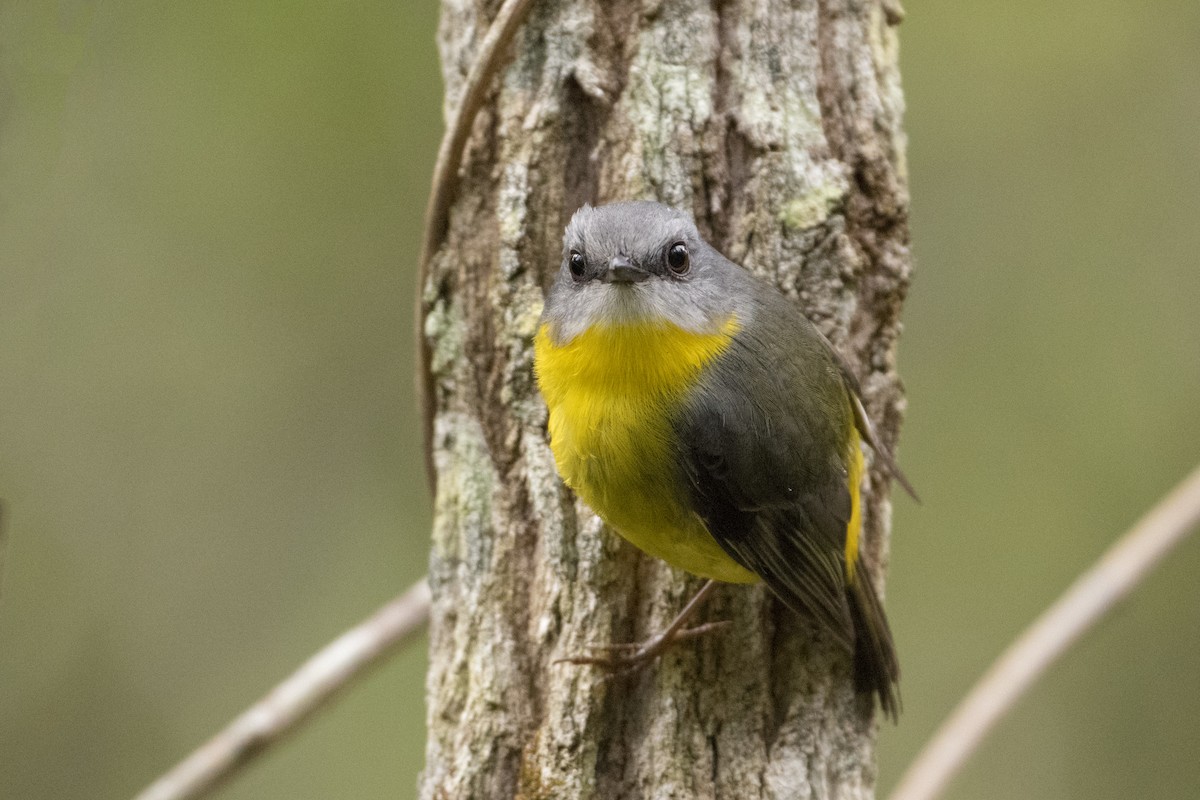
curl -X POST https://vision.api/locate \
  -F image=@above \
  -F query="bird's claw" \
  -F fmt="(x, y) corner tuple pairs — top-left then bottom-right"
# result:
(553, 620), (732, 674)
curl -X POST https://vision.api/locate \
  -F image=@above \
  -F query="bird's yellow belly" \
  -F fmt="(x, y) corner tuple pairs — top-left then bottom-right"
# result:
(549, 394), (756, 583)
(534, 319), (758, 584)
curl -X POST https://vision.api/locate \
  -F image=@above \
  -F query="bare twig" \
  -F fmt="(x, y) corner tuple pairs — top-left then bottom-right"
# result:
(126, 469), (1200, 800)
(889, 464), (1200, 800)
(134, 578), (432, 800)
(416, 0), (538, 488)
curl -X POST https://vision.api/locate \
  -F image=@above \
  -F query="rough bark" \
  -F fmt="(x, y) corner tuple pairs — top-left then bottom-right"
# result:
(419, 1), (911, 798)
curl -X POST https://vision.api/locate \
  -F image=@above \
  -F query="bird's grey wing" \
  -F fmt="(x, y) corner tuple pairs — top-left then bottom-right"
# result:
(674, 351), (856, 650)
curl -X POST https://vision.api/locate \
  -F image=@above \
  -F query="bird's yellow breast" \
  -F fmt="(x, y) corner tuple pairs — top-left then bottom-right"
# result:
(533, 317), (758, 583)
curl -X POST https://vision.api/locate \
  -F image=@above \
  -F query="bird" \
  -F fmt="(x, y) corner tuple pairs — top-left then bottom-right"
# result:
(532, 200), (912, 718)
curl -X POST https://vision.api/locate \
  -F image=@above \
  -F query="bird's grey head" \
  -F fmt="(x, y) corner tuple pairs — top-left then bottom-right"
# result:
(541, 201), (740, 343)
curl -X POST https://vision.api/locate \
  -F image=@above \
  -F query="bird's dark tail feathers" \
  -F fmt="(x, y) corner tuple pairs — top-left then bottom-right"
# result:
(847, 566), (901, 721)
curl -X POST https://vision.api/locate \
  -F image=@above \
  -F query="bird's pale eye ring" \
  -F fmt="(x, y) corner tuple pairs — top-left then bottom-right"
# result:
(666, 242), (690, 276)
(568, 250), (586, 280)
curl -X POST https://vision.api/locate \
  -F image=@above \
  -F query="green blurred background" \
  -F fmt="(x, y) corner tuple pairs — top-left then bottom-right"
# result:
(1, 2), (1197, 798)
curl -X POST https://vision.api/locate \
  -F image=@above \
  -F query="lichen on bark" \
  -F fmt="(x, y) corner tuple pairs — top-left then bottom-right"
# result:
(420, 1), (912, 798)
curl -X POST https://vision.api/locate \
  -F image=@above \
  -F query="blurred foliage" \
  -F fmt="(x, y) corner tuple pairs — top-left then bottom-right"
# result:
(0, 2), (1196, 799)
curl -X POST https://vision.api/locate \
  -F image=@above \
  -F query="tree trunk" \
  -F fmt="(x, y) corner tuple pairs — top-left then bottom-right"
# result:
(419, 0), (912, 797)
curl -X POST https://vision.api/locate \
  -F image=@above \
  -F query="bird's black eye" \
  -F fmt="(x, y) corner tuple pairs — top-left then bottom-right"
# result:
(666, 242), (690, 275)
(568, 250), (586, 280)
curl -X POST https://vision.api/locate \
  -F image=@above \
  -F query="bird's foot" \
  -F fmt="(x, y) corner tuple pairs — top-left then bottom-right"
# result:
(557, 619), (731, 673)
(554, 580), (726, 675)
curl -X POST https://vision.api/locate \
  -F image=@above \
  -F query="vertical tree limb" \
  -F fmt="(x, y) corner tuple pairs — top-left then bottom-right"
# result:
(420, 1), (912, 797)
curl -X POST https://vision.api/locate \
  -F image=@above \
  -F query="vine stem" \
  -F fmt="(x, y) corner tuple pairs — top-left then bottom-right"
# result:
(416, 0), (539, 487)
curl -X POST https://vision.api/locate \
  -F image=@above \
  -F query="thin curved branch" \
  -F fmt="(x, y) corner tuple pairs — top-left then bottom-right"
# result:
(137, 4), (540, 795)
(888, 463), (1200, 800)
(133, 579), (432, 800)
(416, 0), (539, 488)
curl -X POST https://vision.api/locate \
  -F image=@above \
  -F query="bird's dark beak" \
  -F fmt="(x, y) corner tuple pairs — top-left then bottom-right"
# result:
(604, 254), (649, 284)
